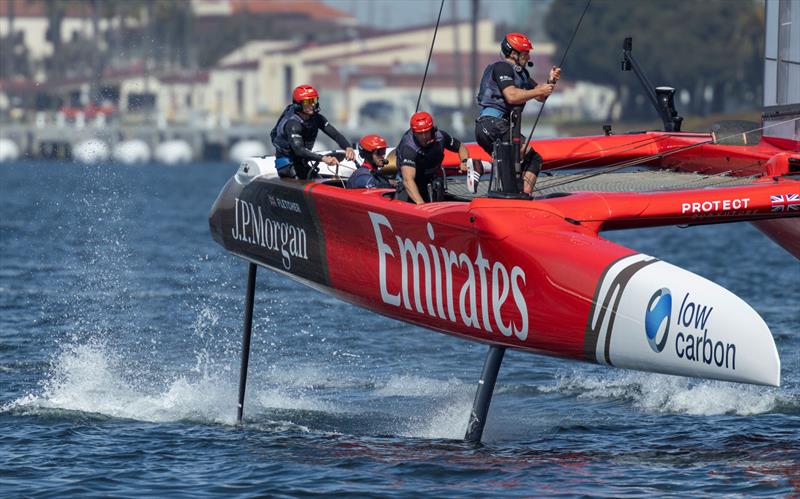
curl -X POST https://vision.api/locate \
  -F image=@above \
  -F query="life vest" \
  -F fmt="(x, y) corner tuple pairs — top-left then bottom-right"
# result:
(395, 129), (446, 186)
(347, 166), (391, 189)
(476, 61), (534, 116)
(269, 105), (319, 159)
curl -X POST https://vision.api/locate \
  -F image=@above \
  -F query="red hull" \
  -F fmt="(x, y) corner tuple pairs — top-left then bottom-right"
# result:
(210, 132), (796, 385)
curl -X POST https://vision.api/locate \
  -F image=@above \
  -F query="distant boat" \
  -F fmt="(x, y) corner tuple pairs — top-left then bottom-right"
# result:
(155, 140), (192, 165)
(113, 140), (151, 164)
(0, 138), (20, 162)
(73, 139), (110, 164)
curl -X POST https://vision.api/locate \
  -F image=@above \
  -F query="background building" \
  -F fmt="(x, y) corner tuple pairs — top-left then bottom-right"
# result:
(0, 0), (779, 160)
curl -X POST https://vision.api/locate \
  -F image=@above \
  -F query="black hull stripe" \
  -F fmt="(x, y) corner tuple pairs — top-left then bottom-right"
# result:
(601, 259), (656, 365)
(583, 254), (632, 361)
(583, 255), (657, 365)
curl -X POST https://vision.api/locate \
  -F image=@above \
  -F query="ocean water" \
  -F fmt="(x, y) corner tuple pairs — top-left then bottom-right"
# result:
(1, 161), (798, 497)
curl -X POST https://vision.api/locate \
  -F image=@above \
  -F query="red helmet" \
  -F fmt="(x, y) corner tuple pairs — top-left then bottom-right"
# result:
(410, 111), (434, 133)
(358, 134), (388, 168)
(292, 84), (319, 103)
(359, 134), (388, 152)
(501, 32), (533, 56)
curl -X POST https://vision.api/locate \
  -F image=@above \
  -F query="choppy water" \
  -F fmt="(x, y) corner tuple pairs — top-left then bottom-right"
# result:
(1, 161), (798, 497)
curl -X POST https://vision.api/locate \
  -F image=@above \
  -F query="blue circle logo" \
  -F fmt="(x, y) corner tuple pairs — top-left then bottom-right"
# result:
(645, 288), (671, 353)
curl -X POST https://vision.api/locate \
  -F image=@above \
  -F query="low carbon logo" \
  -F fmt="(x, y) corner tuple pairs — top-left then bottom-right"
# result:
(645, 288), (672, 353)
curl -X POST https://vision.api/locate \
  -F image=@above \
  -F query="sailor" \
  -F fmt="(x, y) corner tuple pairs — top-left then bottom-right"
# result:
(475, 32), (561, 193)
(347, 134), (392, 189)
(396, 111), (470, 204)
(270, 84), (355, 179)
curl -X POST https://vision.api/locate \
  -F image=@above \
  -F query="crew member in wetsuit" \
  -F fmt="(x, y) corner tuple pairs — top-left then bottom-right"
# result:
(475, 32), (561, 193)
(347, 134), (392, 189)
(396, 112), (470, 204)
(270, 84), (354, 179)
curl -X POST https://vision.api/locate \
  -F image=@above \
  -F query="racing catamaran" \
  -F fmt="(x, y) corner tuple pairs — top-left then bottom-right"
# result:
(209, 9), (799, 442)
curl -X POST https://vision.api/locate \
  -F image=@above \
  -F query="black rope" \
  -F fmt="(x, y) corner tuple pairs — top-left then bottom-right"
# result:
(523, 0), (592, 148)
(416, 0), (446, 113)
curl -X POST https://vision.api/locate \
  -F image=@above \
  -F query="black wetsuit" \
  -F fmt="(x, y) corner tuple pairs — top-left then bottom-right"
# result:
(395, 128), (461, 203)
(270, 105), (351, 179)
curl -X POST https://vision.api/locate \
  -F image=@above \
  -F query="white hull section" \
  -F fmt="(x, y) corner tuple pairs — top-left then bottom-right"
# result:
(591, 255), (780, 386)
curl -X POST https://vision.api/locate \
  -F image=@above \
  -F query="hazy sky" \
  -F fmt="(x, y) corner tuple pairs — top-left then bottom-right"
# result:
(322, 0), (553, 30)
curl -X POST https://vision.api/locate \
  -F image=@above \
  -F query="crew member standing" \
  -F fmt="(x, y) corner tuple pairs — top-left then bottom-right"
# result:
(270, 84), (354, 179)
(475, 32), (561, 193)
(347, 134), (392, 189)
(396, 112), (470, 204)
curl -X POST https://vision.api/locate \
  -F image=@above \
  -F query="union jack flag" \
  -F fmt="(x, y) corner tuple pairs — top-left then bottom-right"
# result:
(771, 193), (800, 212)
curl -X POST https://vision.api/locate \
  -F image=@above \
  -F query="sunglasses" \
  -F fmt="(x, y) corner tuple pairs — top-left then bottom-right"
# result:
(300, 98), (318, 105)
(373, 148), (387, 156)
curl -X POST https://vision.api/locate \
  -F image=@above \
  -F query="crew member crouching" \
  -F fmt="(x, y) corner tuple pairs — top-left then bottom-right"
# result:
(270, 84), (354, 179)
(396, 112), (470, 204)
(347, 134), (392, 189)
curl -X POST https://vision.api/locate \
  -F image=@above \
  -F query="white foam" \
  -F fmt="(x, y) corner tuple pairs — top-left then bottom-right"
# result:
(4, 338), (336, 425)
(3, 340), (236, 424)
(409, 397), (473, 440)
(546, 370), (780, 416)
(373, 374), (472, 439)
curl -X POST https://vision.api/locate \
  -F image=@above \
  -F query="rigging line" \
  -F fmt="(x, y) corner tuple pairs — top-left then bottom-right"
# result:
(682, 134), (798, 184)
(671, 158), (781, 190)
(541, 143), (704, 190)
(522, 0), (592, 147)
(668, 169), (743, 190)
(541, 134), (675, 172)
(604, 161), (760, 193)
(631, 115), (800, 163)
(537, 151), (672, 191)
(416, 0), (446, 113)
(541, 124), (769, 174)
(542, 134), (668, 166)
(537, 146), (749, 192)
(680, 171), (759, 190)
(667, 163), (760, 190)
(539, 147), (743, 191)
(536, 116), (800, 191)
